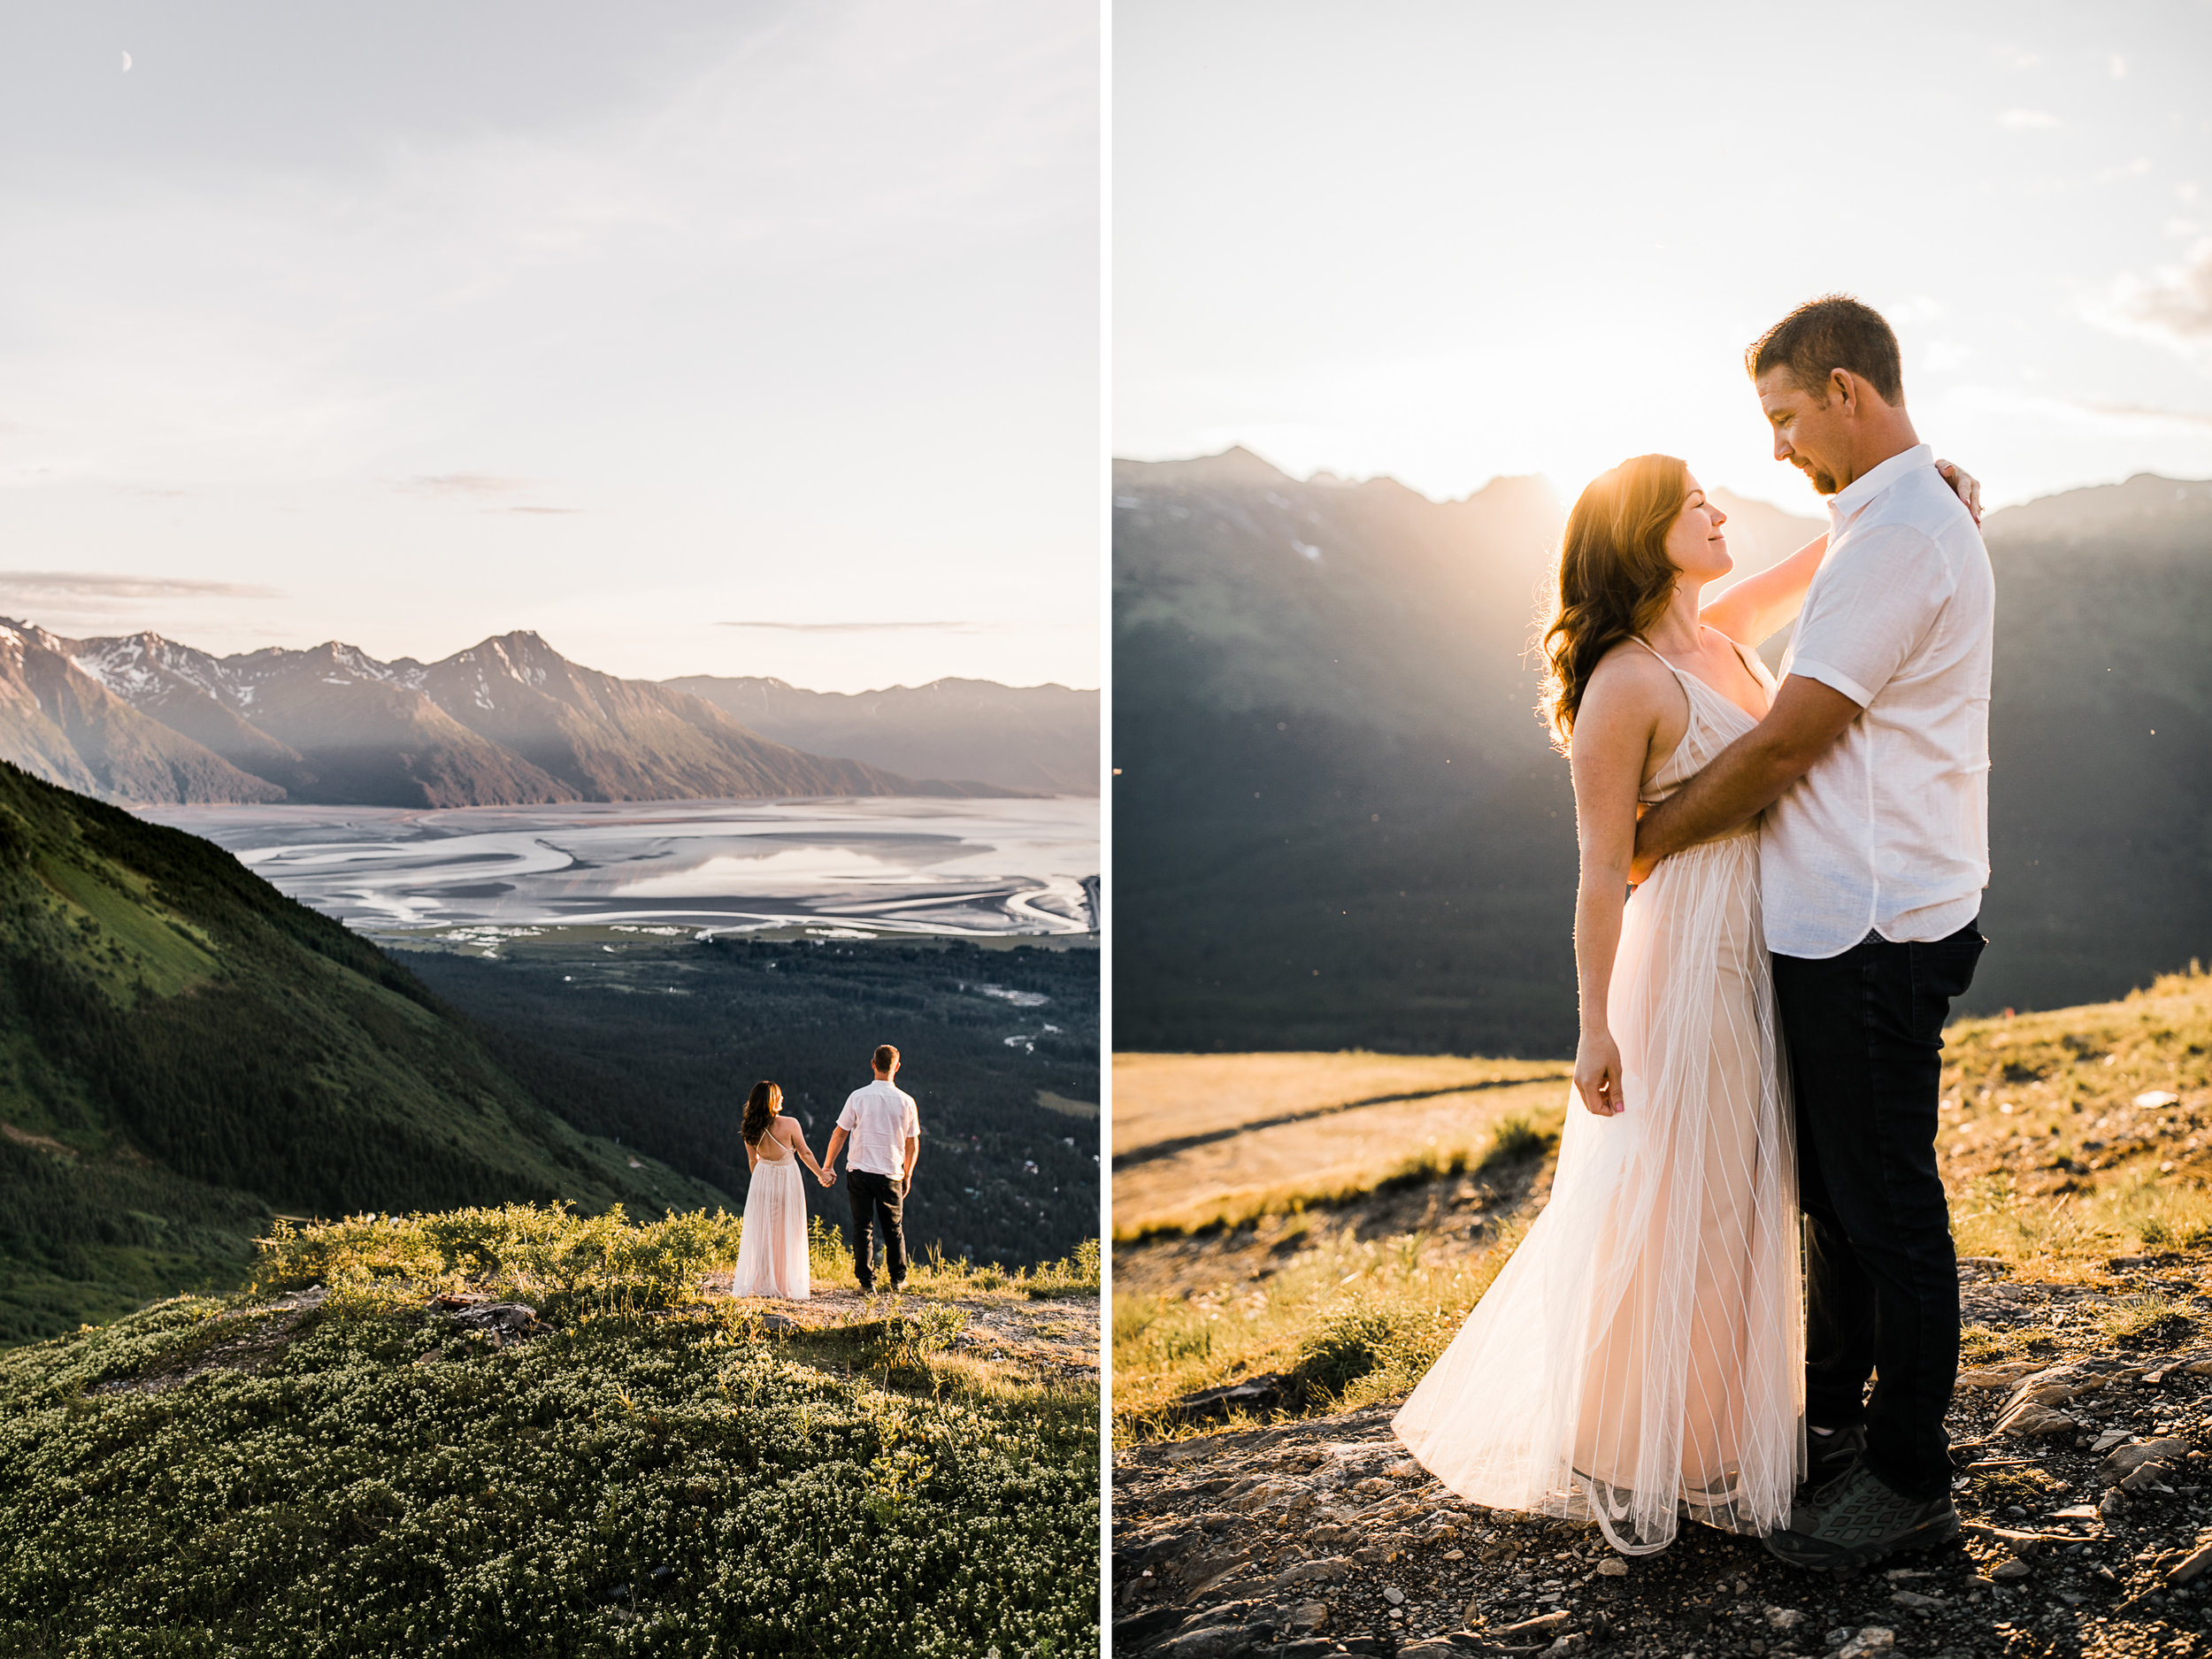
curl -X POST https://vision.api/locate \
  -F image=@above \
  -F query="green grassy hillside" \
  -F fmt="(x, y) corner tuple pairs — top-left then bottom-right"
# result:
(0, 760), (724, 1343)
(0, 1204), (1100, 1657)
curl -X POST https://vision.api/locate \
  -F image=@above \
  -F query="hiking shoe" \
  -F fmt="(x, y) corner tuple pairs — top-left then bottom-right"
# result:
(1763, 1463), (1960, 1571)
(1808, 1423), (1867, 1486)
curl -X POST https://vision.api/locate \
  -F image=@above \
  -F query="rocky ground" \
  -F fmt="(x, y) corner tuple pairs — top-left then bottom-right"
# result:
(79, 1280), (1101, 1396)
(733, 1283), (1102, 1379)
(1113, 1256), (2212, 1659)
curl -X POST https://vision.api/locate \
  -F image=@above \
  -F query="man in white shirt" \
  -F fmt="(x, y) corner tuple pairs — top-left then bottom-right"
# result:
(1634, 296), (1993, 1571)
(823, 1043), (921, 1293)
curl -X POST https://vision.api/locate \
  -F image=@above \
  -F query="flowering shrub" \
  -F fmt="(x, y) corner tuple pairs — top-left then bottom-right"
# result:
(0, 1209), (1100, 1657)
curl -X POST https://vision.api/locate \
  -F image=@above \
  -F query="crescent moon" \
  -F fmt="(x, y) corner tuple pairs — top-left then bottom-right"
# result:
(121, 50), (132, 72)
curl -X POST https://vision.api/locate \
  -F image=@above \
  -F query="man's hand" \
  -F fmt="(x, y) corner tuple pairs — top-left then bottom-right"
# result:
(818, 1166), (836, 1187)
(1631, 675), (1862, 879)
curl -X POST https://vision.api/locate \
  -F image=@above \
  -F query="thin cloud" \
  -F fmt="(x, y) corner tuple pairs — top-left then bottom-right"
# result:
(1998, 109), (2062, 129)
(2094, 240), (2212, 356)
(488, 505), (585, 515)
(2080, 400), (2212, 429)
(718, 619), (991, 634)
(0, 571), (281, 600)
(398, 473), (529, 496)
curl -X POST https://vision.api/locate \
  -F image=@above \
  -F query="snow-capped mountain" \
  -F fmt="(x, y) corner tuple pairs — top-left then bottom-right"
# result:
(3, 625), (1012, 807)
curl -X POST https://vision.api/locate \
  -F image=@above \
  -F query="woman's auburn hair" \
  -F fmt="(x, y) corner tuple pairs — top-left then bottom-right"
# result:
(741, 1080), (780, 1146)
(1537, 453), (1692, 753)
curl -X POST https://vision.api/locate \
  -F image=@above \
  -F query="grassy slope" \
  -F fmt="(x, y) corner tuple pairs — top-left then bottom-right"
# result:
(1112, 963), (2212, 1435)
(0, 1205), (1100, 1658)
(1110, 1052), (1564, 1159)
(0, 760), (725, 1344)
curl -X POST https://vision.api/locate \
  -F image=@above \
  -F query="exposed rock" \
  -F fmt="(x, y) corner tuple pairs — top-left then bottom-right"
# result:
(1993, 1402), (2077, 1438)
(1494, 1610), (1571, 1638)
(1837, 1627), (1895, 1659)
(2170, 1542), (2212, 1586)
(2095, 1436), (2192, 1486)
(1956, 1358), (2045, 1388)
(2001, 1363), (2097, 1413)
(449, 1300), (543, 1338)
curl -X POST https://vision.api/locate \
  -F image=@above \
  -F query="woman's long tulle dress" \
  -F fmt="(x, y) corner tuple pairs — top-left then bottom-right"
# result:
(1393, 641), (1803, 1554)
(729, 1133), (810, 1301)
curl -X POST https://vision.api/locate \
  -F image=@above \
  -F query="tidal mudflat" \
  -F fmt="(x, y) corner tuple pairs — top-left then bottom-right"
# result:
(140, 795), (1098, 940)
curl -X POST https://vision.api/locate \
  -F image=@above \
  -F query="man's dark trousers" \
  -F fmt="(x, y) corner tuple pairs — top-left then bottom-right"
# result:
(848, 1169), (909, 1291)
(1773, 917), (1985, 1503)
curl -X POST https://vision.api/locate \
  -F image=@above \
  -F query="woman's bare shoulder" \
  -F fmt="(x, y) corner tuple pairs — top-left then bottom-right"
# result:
(1573, 640), (1684, 755)
(1582, 638), (1676, 703)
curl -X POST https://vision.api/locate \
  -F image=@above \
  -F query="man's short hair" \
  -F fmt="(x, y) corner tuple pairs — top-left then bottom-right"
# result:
(872, 1044), (899, 1072)
(1747, 295), (1904, 407)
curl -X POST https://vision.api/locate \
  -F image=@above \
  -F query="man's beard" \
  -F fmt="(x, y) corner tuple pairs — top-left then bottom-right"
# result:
(1801, 460), (1842, 495)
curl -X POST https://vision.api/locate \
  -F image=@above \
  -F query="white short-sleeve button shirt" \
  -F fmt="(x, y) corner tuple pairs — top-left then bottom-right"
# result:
(837, 1079), (920, 1179)
(1764, 443), (1995, 958)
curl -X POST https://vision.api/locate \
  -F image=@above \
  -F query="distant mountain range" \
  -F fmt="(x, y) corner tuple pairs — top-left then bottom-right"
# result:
(0, 757), (724, 1342)
(666, 675), (1098, 796)
(1114, 450), (2212, 1054)
(0, 623), (1047, 807)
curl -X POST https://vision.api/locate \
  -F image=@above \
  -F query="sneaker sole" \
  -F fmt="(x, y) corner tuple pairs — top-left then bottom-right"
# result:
(1762, 1508), (1961, 1573)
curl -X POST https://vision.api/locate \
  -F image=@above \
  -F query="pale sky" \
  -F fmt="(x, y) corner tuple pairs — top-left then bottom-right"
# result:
(0, 0), (1099, 692)
(1116, 0), (2212, 516)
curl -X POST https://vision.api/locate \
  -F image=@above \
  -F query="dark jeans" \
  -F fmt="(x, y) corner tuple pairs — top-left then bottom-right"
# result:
(1773, 916), (1985, 1503)
(847, 1170), (909, 1290)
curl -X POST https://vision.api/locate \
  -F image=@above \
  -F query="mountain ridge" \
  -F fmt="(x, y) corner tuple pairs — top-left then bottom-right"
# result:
(665, 672), (1099, 796)
(1113, 451), (2212, 1053)
(1, 621), (1028, 808)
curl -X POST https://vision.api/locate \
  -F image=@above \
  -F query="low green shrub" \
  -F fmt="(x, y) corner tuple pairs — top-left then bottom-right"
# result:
(1486, 1113), (1552, 1164)
(0, 1213), (1100, 1658)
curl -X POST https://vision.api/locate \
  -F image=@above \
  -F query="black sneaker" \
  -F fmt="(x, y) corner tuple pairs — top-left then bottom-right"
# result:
(1808, 1423), (1867, 1486)
(1763, 1463), (1960, 1572)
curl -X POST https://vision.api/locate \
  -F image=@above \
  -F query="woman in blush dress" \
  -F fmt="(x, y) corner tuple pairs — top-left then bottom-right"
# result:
(729, 1081), (831, 1302)
(1392, 452), (1979, 1555)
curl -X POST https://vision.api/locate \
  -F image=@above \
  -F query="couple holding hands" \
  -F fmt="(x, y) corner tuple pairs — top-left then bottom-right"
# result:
(728, 1043), (920, 1302)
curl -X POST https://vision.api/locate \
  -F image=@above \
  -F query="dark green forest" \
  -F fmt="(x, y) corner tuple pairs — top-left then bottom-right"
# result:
(0, 761), (720, 1344)
(407, 937), (1101, 1272)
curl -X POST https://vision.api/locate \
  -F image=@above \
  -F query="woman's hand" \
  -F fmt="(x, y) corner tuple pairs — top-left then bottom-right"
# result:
(1575, 1028), (1626, 1117)
(1935, 459), (1982, 525)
